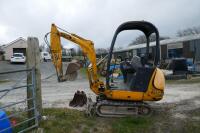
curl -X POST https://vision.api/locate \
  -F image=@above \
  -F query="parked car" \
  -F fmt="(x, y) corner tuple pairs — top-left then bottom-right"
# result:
(41, 52), (51, 62)
(10, 53), (26, 63)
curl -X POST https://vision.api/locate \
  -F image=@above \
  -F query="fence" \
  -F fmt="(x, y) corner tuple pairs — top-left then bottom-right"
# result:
(0, 67), (39, 133)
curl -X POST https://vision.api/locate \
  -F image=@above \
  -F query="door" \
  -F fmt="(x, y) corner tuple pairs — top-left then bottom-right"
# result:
(13, 48), (26, 56)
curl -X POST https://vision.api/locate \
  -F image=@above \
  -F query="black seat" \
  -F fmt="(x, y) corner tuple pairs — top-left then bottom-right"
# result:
(129, 67), (155, 92)
(120, 61), (136, 83)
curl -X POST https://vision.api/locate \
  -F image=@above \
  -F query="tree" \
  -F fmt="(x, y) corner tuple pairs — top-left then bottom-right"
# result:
(129, 34), (170, 46)
(177, 26), (200, 37)
(70, 48), (76, 56)
(0, 46), (5, 55)
(76, 47), (83, 56)
(46, 46), (50, 53)
(39, 43), (45, 52)
(96, 48), (108, 55)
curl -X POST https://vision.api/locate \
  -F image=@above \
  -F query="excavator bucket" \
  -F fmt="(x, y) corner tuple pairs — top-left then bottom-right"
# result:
(65, 62), (80, 81)
(69, 91), (87, 107)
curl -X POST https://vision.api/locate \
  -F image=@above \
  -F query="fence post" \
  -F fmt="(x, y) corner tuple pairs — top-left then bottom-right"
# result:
(27, 37), (42, 125)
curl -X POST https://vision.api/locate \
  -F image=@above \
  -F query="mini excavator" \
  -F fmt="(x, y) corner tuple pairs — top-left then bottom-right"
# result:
(45, 21), (165, 117)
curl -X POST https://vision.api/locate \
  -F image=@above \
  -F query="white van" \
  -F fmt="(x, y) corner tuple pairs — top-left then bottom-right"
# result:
(41, 52), (51, 62)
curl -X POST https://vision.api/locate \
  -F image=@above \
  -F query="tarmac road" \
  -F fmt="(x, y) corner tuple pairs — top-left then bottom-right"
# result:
(0, 61), (56, 81)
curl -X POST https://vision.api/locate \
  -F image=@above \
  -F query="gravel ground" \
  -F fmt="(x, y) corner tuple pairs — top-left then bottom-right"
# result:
(0, 61), (200, 111)
(42, 76), (200, 109)
(158, 83), (200, 103)
(1, 61), (200, 133)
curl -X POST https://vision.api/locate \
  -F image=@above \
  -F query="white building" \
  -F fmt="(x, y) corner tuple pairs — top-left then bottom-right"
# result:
(2, 37), (27, 60)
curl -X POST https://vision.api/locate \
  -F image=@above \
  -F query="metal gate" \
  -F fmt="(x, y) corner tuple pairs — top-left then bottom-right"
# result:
(0, 67), (39, 132)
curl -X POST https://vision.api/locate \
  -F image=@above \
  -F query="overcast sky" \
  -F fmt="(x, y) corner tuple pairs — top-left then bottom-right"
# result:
(0, 0), (199, 48)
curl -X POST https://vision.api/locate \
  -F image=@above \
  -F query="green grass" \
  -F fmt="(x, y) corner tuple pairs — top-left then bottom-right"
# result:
(112, 117), (153, 133)
(80, 68), (87, 76)
(183, 108), (200, 132)
(40, 108), (97, 133)
(38, 108), (200, 133)
(0, 80), (10, 84)
(39, 108), (154, 133)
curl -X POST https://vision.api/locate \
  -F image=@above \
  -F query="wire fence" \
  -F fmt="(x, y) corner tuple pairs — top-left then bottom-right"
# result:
(0, 67), (38, 133)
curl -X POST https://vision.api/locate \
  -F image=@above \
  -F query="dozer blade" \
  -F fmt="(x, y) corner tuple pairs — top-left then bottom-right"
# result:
(69, 91), (87, 107)
(65, 62), (80, 81)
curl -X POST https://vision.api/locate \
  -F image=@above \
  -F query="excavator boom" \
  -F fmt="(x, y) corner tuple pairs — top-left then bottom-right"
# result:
(50, 24), (104, 94)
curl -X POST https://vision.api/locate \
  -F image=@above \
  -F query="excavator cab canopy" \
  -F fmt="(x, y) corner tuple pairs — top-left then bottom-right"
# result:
(106, 21), (160, 89)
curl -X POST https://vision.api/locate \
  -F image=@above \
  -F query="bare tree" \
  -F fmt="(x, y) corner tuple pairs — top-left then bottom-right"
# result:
(129, 34), (170, 46)
(0, 46), (5, 55)
(39, 43), (45, 52)
(76, 47), (83, 56)
(96, 48), (108, 55)
(177, 26), (200, 37)
(46, 46), (50, 53)
(70, 48), (76, 56)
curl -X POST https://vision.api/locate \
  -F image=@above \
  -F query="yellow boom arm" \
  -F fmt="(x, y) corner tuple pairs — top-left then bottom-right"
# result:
(50, 24), (104, 94)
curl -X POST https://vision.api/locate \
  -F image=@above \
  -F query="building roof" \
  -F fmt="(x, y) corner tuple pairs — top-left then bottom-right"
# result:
(2, 37), (26, 49)
(115, 34), (200, 52)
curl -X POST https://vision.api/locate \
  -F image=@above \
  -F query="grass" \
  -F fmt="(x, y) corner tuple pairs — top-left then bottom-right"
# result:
(112, 117), (153, 133)
(38, 108), (200, 133)
(40, 108), (99, 133)
(80, 67), (87, 76)
(39, 108), (153, 133)
(0, 79), (10, 84)
(6, 107), (198, 133)
(183, 108), (200, 132)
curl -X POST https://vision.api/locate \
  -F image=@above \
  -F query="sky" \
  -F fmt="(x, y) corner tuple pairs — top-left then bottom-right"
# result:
(0, 0), (199, 49)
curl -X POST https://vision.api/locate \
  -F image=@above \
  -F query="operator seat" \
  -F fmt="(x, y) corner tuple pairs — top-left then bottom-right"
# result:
(126, 56), (142, 89)
(120, 58), (136, 83)
(130, 55), (142, 70)
(121, 55), (155, 92)
(120, 55), (142, 84)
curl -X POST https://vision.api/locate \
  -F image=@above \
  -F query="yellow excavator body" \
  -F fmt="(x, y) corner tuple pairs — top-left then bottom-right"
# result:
(46, 21), (165, 117)
(104, 68), (165, 101)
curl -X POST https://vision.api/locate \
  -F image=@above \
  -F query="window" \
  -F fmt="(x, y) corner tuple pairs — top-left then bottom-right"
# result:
(168, 48), (183, 58)
(43, 53), (48, 56)
(13, 54), (23, 57)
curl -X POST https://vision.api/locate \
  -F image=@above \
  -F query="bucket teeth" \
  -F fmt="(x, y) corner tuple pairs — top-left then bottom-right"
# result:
(69, 90), (87, 107)
(69, 90), (80, 107)
(79, 91), (87, 107)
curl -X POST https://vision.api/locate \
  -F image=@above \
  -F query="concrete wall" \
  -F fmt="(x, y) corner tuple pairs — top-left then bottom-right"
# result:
(3, 39), (27, 60)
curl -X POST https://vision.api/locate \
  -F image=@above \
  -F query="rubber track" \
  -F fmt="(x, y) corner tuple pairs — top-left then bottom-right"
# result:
(96, 100), (151, 117)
